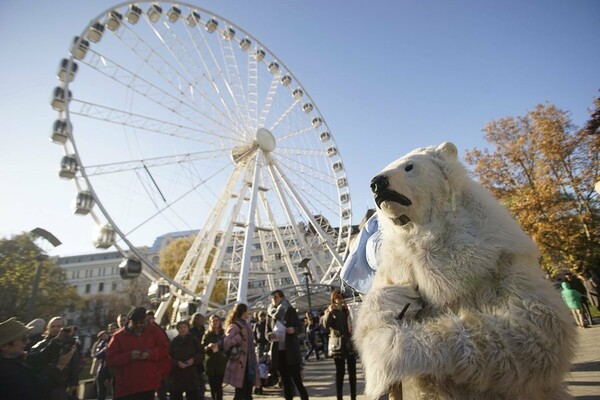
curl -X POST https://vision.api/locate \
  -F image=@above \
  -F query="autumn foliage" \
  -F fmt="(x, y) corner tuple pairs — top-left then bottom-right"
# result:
(466, 101), (600, 275)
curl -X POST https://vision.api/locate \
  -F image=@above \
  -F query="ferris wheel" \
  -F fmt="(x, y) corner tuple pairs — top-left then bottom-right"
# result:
(51, 0), (352, 316)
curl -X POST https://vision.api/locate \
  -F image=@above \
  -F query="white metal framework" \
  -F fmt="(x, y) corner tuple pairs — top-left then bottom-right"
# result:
(51, 1), (352, 318)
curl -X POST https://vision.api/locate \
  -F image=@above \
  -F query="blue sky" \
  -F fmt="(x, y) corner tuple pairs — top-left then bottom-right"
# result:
(1, 0), (598, 256)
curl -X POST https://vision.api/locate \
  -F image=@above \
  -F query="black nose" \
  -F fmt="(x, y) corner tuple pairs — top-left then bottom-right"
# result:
(370, 175), (388, 194)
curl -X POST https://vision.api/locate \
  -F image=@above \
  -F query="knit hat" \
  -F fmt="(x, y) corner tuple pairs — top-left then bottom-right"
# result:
(26, 318), (46, 336)
(127, 307), (147, 323)
(0, 318), (32, 347)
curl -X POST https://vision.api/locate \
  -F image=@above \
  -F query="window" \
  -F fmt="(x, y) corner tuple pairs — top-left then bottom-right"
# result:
(252, 243), (261, 250)
(251, 255), (263, 263)
(85, 284), (91, 294)
(226, 246), (234, 254)
(112, 282), (118, 291)
(98, 282), (104, 292)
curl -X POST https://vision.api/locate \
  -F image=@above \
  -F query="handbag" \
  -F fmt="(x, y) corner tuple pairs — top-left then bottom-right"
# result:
(328, 331), (343, 356)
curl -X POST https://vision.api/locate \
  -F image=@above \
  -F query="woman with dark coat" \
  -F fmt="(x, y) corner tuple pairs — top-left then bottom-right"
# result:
(202, 314), (227, 400)
(168, 320), (204, 400)
(223, 303), (260, 400)
(324, 289), (357, 400)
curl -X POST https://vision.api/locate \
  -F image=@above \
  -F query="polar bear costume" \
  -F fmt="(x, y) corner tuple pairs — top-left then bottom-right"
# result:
(354, 142), (575, 399)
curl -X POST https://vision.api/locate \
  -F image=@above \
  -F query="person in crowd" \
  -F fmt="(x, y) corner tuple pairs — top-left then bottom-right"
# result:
(106, 307), (171, 400)
(561, 282), (588, 328)
(145, 309), (169, 400)
(324, 289), (357, 400)
(29, 316), (81, 400)
(317, 310), (328, 358)
(168, 320), (204, 400)
(91, 330), (111, 400)
(224, 303), (260, 400)
(253, 311), (269, 358)
(304, 314), (321, 361)
(0, 317), (76, 400)
(116, 314), (128, 330)
(267, 290), (309, 400)
(579, 269), (600, 309)
(203, 314), (227, 400)
(190, 312), (207, 399)
(24, 318), (45, 351)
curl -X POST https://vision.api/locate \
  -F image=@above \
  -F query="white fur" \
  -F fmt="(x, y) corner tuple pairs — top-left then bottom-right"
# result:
(355, 142), (576, 399)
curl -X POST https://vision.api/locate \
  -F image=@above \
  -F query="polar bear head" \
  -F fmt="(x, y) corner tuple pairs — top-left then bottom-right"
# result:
(371, 142), (464, 230)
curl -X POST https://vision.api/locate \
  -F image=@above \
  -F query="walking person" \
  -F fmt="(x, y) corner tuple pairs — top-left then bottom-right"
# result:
(168, 320), (204, 400)
(267, 290), (309, 400)
(106, 307), (171, 400)
(561, 282), (588, 328)
(304, 315), (321, 361)
(324, 289), (357, 400)
(223, 303), (260, 400)
(203, 314), (227, 400)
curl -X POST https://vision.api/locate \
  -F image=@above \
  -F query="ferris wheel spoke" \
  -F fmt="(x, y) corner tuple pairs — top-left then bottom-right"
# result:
(272, 151), (336, 185)
(258, 71), (282, 128)
(266, 155), (343, 266)
(123, 161), (232, 237)
(83, 49), (240, 140)
(186, 18), (248, 134)
(143, 18), (247, 137)
(112, 21), (239, 134)
(272, 159), (341, 216)
(276, 125), (314, 143)
(268, 98), (301, 132)
(83, 148), (231, 176)
(70, 99), (240, 146)
(215, 24), (254, 134)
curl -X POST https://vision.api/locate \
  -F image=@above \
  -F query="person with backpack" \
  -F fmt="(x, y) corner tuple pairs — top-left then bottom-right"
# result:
(223, 304), (260, 400)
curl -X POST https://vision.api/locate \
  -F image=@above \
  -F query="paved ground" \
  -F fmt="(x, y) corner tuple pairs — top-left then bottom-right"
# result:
(221, 324), (599, 399)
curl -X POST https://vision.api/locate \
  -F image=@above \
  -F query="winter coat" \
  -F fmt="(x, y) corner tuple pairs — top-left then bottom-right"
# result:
(582, 275), (600, 308)
(223, 318), (260, 389)
(105, 323), (171, 398)
(202, 329), (227, 376)
(168, 333), (203, 393)
(28, 335), (82, 400)
(0, 356), (65, 400)
(268, 300), (303, 368)
(324, 304), (355, 359)
(561, 281), (584, 309)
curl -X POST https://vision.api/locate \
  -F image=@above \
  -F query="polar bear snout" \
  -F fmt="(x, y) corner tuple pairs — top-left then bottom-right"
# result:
(370, 174), (389, 194)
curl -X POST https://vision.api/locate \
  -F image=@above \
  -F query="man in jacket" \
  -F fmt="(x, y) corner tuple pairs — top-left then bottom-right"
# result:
(267, 290), (309, 400)
(106, 307), (171, 400)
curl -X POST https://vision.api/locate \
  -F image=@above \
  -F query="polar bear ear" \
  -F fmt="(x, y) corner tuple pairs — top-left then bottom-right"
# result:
(436, 142), (458, 161)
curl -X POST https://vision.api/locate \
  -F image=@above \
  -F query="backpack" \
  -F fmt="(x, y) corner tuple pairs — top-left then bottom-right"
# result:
(225, 321), (244, 360)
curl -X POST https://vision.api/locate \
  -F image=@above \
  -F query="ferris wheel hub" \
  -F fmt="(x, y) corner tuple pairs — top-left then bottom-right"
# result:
(256, 128), (276, 152)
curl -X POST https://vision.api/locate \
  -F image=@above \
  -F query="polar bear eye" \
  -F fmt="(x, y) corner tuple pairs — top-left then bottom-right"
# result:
(404, 164), (413, 172)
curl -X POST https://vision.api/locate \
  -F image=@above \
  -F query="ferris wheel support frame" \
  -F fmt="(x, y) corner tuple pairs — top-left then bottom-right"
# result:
(236, 153), (262, 303)
(267, 155), (344, 279)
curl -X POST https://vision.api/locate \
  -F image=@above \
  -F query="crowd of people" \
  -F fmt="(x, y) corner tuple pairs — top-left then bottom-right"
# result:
(0, 289), (359, 400)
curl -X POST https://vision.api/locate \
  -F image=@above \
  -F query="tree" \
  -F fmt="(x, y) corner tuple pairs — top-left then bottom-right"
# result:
(0, 233), (81, 322)
(158, 235), (227, 306)
(465, 102), (600, 274)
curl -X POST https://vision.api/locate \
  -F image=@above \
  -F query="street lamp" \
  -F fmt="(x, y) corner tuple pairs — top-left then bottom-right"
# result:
(299, 258), (312, 313)
(27, 228), (62, 321)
